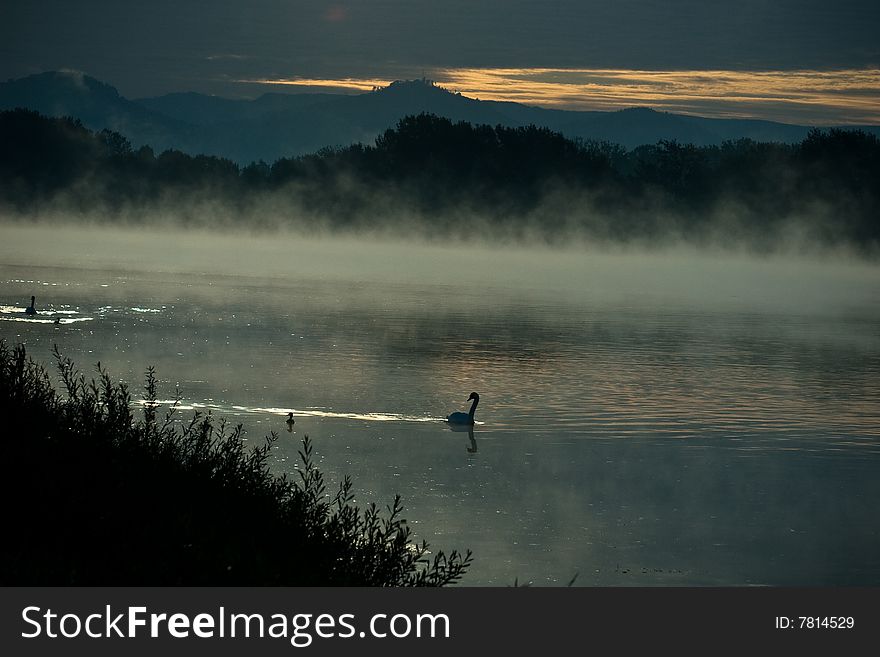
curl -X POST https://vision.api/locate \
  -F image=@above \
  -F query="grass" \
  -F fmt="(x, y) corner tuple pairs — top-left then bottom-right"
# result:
(0, 341), (471, 585)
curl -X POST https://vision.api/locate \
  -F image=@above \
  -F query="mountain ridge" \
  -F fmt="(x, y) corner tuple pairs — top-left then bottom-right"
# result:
(3, 71), (878, 164)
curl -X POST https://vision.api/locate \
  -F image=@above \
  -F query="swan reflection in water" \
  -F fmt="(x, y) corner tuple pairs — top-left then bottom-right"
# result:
(448, 422), (478, 453)
(446, 393), (480, 452)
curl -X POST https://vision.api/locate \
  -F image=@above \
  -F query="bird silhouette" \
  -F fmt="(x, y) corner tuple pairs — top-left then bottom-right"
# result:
(446, 392), (479, 426)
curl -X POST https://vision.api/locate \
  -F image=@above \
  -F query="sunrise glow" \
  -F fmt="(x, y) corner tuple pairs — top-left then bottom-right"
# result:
(438, 67), (880, 123)
(247, 67), (880, 124)
(245, 77), (394, 93)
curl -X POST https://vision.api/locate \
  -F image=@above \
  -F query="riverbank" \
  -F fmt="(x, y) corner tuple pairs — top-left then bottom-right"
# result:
(0, 342), (470, 585)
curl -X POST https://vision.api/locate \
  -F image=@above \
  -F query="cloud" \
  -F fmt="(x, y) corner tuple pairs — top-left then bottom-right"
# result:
(241, 67), (880, 124)
(241, 76), (392, 93)
(205, 54), (256, 62)
(435, 68), (880, 124)
(323, 6), (348, 23)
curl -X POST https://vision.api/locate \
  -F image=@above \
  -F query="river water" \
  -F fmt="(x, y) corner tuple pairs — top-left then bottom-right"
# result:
(2, 225), (879, 585)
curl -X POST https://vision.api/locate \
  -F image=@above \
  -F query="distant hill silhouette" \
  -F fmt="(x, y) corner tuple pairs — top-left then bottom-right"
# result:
(5, 71), (880, 164)
(0, 71), (192, 153)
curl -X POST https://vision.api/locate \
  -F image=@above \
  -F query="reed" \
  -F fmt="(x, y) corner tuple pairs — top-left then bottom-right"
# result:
(0, 341), (471, 585)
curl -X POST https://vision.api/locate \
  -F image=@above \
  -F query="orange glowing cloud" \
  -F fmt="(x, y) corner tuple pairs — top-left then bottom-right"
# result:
(241, 68), (880, 124)
(245, 77), (392, 93)
(436, 68), (880, 124)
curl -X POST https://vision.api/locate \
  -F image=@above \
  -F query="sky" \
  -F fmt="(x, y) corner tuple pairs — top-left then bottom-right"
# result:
(2, 1), (879, 124)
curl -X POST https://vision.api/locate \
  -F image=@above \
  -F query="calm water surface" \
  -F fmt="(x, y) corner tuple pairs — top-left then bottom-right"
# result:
(2, 230), (878, 585)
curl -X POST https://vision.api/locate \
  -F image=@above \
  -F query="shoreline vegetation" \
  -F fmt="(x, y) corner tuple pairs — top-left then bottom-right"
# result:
(0, 341), (472, 585)
(1, 109), (878, 253)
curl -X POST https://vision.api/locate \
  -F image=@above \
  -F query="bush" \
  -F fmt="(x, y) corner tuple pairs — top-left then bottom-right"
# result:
(0, 341), (471, 585)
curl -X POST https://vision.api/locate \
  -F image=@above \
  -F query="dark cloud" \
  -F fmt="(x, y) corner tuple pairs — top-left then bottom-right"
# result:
(1, 1), (878, 100)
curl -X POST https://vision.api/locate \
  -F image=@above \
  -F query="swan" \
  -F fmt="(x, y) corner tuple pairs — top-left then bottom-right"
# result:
(286, 412), (295, 432)
(24, 296), (37, 315)
(446, 392), (479, 425)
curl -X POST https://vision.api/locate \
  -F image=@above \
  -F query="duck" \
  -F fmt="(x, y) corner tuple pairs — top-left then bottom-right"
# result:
(286, 412), (295, 432)
(446, 392), (480, 426)
(24, 296), (37, 315)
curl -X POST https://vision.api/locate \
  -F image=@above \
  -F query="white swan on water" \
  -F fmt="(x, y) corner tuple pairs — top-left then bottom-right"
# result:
(446, 392), (480, 425)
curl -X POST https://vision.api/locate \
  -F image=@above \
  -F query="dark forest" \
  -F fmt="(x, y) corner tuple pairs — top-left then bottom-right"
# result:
(2, 109), (878, 250)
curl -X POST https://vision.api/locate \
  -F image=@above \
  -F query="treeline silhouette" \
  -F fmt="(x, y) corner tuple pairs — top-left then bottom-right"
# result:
(0, 341), (471, 584)
(1, 108), (878, 248)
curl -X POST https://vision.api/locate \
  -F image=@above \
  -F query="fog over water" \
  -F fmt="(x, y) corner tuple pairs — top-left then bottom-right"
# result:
(2, 223), (878, 585)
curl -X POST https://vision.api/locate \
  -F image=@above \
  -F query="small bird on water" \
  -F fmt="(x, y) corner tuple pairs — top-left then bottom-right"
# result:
(286, 412), (295, 432)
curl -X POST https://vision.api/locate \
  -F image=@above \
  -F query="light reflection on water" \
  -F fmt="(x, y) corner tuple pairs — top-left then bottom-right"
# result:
(1, 257), (879, 586)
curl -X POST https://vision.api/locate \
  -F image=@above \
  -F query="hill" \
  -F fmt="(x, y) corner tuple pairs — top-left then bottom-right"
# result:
(0, 71), (192, 153)
(5, 71), (879, 164)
